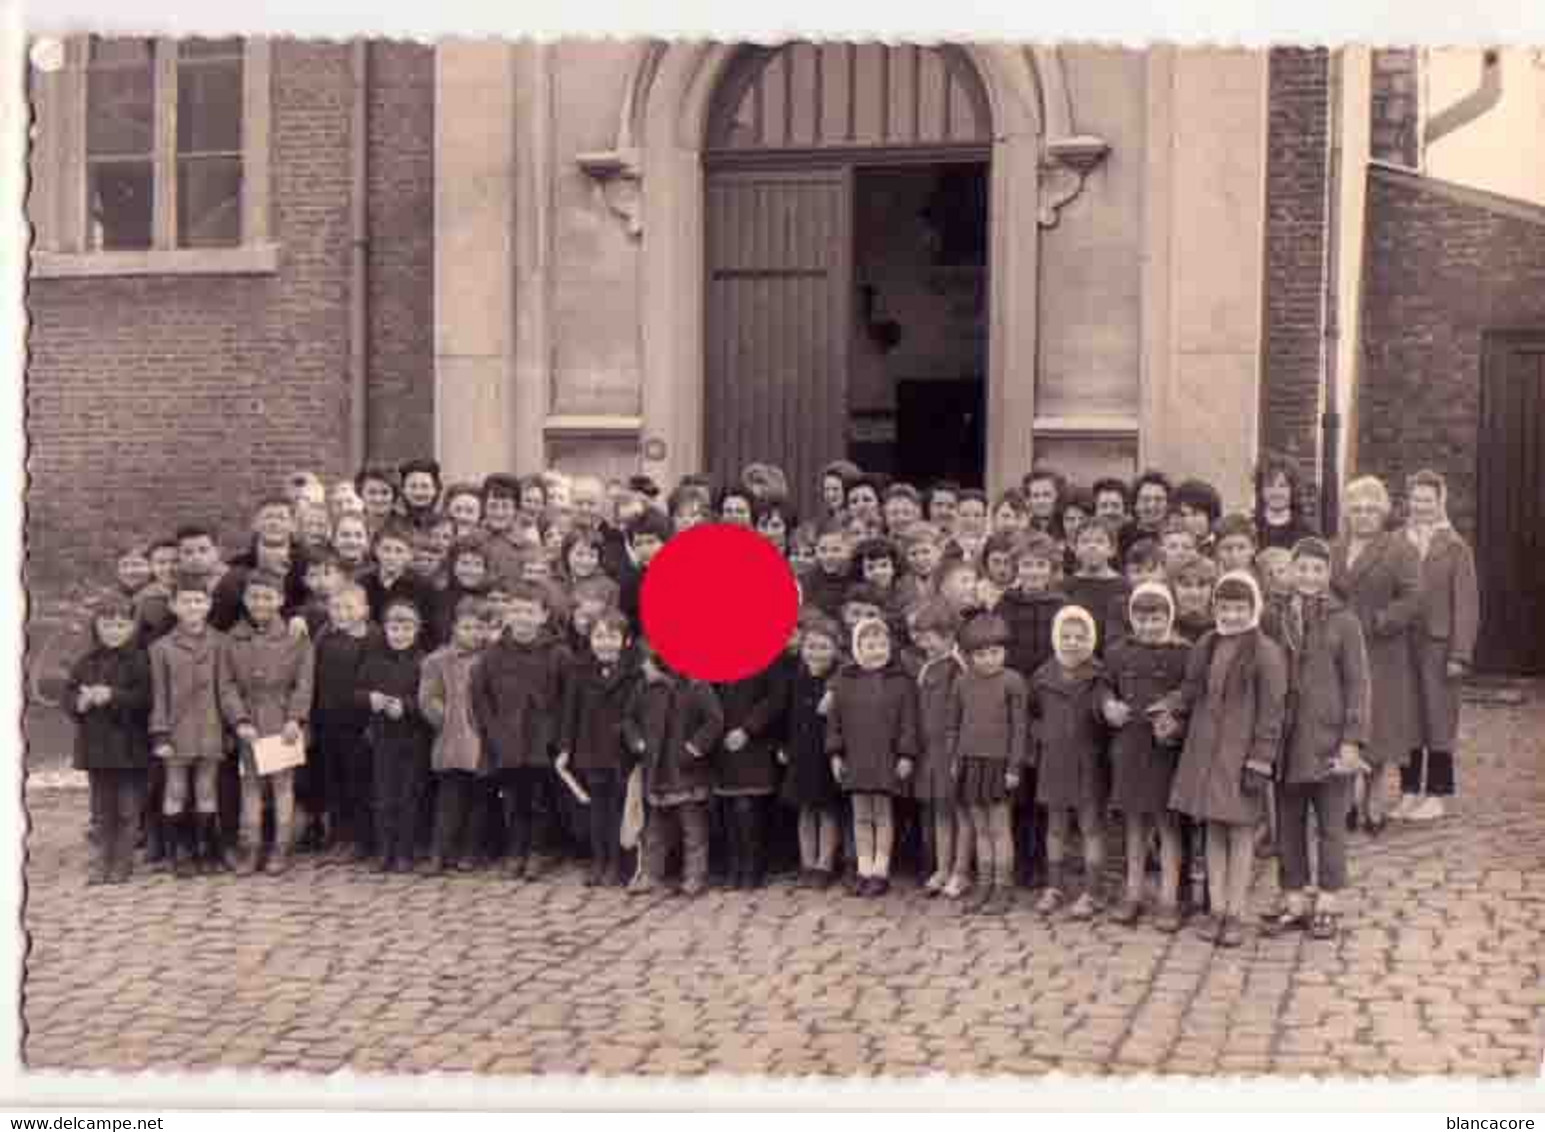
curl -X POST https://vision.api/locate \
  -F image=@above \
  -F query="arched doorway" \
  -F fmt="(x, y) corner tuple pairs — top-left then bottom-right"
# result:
(596, 43), (1057, 501)
(701, 44), (993, 516)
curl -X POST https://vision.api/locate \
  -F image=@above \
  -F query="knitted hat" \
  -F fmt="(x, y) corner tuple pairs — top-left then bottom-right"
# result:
(1128, 580), (1176, 625)
(1051, 604), (1098, 664)
(957, 612), (1009, 653)
(1213, 569), (1263, 635)
(1291, 536), (1332, 563)
(851, 616), (892, 669)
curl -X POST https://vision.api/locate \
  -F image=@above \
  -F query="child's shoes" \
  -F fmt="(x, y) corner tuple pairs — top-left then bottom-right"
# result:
(942, 874), (970, 900)
(1152, 904), (1183, 934)
(1033, 887), (1065, 916)
(1067, 892), (1099, 921)
(1109, 897), (1142, 926)
(922, 870), (947, 897)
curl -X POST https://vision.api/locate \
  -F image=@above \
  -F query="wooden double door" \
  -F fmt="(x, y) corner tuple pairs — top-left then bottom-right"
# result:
(1476, 331), (1545, 673)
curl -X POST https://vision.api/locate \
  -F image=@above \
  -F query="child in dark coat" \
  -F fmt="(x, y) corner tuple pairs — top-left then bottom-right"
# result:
(1262, 538), (1371, 941)
(1063, 516), (1130, 656)
(779, 612), (845, 888)
(556, 608), (638, 888)
(1030, 604), (1113, 920)
(1102, 583), (1191, 931)
(802, 519), (855, 621)
(1166, 571), (1289, 949)
(910, 601), (968, 899)
(948, 613), (1029, 916)
(313, 583), (380, 861)
(998, 532), (1065, 888)
(713, 648), (791, 890)
(623, 640), (725, 897)
(826, 618), (919, 897)
(357, 600), (433, 872)
(469, 581), (566, 879)
(67, 594), (153, 884)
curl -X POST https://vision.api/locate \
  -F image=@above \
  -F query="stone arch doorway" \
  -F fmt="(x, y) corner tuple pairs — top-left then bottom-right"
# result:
(582, 42), (1099, 499)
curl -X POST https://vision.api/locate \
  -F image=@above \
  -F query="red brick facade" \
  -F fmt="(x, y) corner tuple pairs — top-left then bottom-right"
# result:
(27, 42), (435, 583)
(1259, 47), (1330, 508)
(1355, 165), (1545, 540)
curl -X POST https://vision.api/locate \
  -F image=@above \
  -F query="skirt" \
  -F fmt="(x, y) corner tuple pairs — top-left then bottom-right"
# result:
(957, 756), (1012, 806)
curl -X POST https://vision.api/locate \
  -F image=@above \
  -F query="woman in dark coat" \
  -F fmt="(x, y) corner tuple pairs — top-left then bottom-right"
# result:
(1397, 469), (1480, 823)
(1331, 475), (1423, 832)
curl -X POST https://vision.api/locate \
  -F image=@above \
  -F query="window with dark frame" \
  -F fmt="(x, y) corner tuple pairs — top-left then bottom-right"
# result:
(82, 35), (245, 252)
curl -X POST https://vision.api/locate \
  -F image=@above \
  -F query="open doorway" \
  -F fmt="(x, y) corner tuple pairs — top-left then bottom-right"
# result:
(848, 162), (989, 487)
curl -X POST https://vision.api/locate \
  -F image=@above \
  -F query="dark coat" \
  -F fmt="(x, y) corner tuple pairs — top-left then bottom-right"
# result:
(1331, 531), (1422, 766)
(1280, 596), (1371, 784)
(148, 627), (230, 760)
(356, 645), (431, 768)
(1104, 637), (1190, 816)
(1169, 629), (1288, 826)
(914, 652), (965, 802)
(469, 635), (565, 772)
(1406, 526), (1479, 749)
(66, 644), (152, 771)
(780, 665), (841, 809)
(1028, 659), (1112, 811)
(1063, 574), (1130, 656)
(559, 653), (638, 773)
(1257, 513), (1319, 552)
(713, 654), (792, 795)
(825, 662), (920, 795)
(799, 568), (853, 622)
(1000, 588), (1066, 685)
(363, 570), (434, 627)
(622, 673), (724, 802)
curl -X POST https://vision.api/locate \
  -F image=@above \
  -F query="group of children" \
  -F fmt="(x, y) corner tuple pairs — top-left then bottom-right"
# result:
(64, 457), (1377, 947)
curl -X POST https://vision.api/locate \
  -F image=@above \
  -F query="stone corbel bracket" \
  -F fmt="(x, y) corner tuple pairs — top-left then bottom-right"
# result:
(1038, 134), (1111, 229)
(577, 147), (644, 238)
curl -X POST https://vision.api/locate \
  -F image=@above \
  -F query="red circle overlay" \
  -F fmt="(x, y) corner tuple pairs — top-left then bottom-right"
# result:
(639, 523), (799, 683)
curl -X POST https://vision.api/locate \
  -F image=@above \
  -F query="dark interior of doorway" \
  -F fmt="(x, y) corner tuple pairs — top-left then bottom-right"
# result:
(847, 162), (988, 489)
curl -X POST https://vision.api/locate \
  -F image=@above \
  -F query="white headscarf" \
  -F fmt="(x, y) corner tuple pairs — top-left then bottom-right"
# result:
(1051, 604), (1099, 667)
(1213, 569), (1263, 636)
(851, 616), (892, 671)
(1127, 581), (1177, 642)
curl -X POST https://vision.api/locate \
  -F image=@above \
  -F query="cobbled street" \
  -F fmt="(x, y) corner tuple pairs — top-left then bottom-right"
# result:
(21, 693), (1545, 1079)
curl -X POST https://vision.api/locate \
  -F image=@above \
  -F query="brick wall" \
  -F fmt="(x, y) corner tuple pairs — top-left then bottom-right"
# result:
(1370, 48), (1419, 167)
(1260, 48), (1329, 510)
(27, 41), (437, 586)
(365, 42), (435, 465)
(1356, 165), (1545, 540)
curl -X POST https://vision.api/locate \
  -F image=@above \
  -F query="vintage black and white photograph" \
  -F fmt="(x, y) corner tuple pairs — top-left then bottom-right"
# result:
(19, 31), (1545, 1084)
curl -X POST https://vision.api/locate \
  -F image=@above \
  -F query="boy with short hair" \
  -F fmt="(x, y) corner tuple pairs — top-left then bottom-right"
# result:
(617, 508), (671, 637)
(149, 570), (231, 877)
(895, 521), (944, 611)
(1064, 516), (1130, 655)
(1173, 556), (1219, 644)
(469, 580), (566, 879)
(1213, 513), (1259, 576)
(219, 569), (315, 876)
(802, 518), (854, 621)
(1160, 516), (1201, 579)
(313, 582), (380, 861)
(358, 599), (433, 872)
(480, 474), (527, 588)
(1123, 537), (1165, 590)
(363, 523), (430, 626)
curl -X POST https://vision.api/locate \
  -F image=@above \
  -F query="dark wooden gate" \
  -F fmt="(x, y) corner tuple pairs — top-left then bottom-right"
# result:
(1477, 331), (1545, 673)
(704, 168), (852, 520)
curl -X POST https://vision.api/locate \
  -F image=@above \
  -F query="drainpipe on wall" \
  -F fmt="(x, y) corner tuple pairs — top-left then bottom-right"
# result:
(1424, 48), (1503, 150)
(1320, 49), (1343, 535)
(349, 41), (371, 467)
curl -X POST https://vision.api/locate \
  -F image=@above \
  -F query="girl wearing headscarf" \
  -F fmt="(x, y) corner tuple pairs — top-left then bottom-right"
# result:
(1397, 469), (1479, 823)
(1028, 604), (1114, 921)
(1167, 570), (1288, 949)
(1102, 582), (1192, 932)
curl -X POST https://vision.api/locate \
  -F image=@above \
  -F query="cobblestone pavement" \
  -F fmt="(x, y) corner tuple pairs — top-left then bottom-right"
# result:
(22, 694), (1545, 1079)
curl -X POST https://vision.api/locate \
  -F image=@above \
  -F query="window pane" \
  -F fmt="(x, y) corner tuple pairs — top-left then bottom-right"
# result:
(89, 37), (154, 68)
(87, 160), (154, 250)
(179, 37), (243, 60)
(86, 62), (153, 156)
(177, 156), (242, 247)
(176, 57), (243, 154)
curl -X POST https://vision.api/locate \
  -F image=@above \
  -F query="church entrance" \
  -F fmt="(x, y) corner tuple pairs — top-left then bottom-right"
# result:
(702, 43), (993, 518)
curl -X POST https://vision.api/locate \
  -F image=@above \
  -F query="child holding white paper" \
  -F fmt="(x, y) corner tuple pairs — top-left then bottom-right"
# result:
(218, 569), (316, 876)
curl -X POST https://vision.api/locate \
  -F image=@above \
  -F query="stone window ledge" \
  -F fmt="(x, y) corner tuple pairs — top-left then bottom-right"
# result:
(30, 243), (280, 280)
